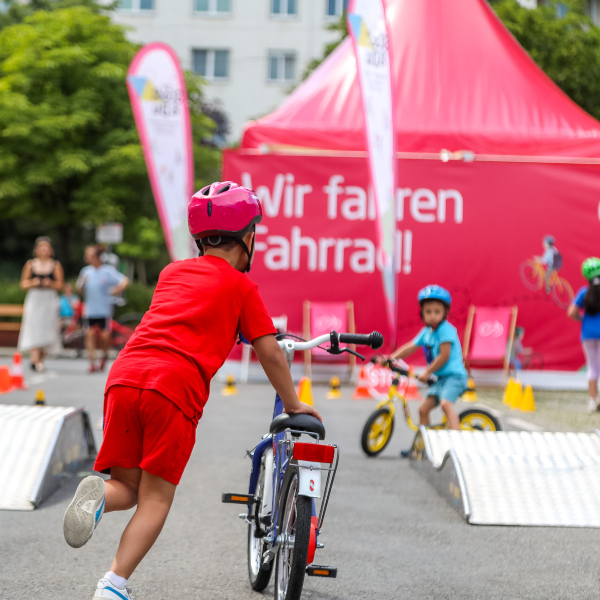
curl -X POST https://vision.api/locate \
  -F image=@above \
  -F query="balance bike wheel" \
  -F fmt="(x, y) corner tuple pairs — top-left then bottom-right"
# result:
(275, 471), (312, 600)
(459, 408), (502, 432)
(247, 457), (272, 591)
(361, 407), (395, 457)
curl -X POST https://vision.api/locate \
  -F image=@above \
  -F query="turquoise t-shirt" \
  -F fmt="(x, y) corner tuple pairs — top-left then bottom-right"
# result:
(413, 320), (467, 378)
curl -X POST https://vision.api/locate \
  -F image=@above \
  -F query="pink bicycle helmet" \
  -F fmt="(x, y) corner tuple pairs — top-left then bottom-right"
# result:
(188, 181), (262, 271)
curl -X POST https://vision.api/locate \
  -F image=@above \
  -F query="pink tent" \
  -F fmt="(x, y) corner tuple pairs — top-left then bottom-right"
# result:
(225, 0), (600, 369)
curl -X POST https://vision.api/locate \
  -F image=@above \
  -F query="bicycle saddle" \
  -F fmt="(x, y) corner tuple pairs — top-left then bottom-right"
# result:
(269, 413), (326, 440)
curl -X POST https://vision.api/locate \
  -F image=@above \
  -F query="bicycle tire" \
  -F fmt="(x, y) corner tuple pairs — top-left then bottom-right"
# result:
(552, 278), (574, 310)
(361, 407), (395, 457)
(274, 471), (311, 600)
(247, 455), (272, 591)
(459, 408), (502, 432)
(519, 261), (542, 292)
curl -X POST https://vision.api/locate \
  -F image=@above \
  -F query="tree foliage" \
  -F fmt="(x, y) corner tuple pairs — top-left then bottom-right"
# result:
(0, 5), (221, 277)
(301, 12), (348, 82)
(492, 0), (600, 120)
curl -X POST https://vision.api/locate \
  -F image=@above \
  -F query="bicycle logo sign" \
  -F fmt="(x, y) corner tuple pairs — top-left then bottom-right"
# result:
(315, 315), (343, 331)
(479, 320), (504, 337)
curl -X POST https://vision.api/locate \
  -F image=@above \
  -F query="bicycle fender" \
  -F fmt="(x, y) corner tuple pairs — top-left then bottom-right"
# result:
(376, 400), (395, 418)
(297, 461), (322, 498)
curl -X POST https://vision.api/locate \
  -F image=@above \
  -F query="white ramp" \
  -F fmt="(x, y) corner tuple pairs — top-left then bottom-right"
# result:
(0, 405), (96, 511)
(411, 428), (600, 527)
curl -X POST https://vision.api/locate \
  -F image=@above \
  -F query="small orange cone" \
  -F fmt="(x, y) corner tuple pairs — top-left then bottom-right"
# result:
(352, 367), (373, 399)
(521, 385), (536, 412)
(11, 352), (27, 390)
(35, 389), (46, 406)
(405, 378), (421, 400)
(510, 380), (524, 410)
(221, 374), (238, 396)
(297, 377), (315, 406)
(502, 378), (515, 406)
(0, 365), (13, 394)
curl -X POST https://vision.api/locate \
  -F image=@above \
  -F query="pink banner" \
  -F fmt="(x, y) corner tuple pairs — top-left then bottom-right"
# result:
(225, 150), (600, 371)
(127, 43), (195, 261)
(347, 0), (398, 342)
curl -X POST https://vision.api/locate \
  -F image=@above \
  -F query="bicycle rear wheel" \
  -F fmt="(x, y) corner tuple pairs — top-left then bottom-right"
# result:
(275, 471), (312, 600)
(459, 409), (501, 432)
(248, 455), (272, 591)
(361, 407), (395, 456)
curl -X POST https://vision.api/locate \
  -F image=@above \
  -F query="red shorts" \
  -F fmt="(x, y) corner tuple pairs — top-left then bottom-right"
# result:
(94, 385), (197, 485)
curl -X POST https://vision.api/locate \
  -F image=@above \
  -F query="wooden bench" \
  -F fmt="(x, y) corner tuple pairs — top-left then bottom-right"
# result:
(0, 304), (24, 332)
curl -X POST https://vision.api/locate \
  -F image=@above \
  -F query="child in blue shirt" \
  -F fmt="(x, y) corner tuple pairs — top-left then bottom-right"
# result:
(381, 286), (467, 442)
(568, 257), (600, 413)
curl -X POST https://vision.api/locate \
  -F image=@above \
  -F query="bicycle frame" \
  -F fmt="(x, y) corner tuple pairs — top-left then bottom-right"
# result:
(245, 335), (340, 565)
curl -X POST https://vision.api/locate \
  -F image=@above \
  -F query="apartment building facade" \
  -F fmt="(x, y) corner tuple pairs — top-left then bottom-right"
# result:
(110, 0), (348, 141)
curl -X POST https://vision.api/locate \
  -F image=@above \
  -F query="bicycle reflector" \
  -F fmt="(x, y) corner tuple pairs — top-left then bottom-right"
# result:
(293, 443), (335, 463)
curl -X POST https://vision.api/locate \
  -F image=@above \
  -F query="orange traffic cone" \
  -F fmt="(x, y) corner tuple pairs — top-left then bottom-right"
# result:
(405, 377), (421, 400)
(0, 365), (13, 394)
(297, 377), (315, 406)
(352, 367), (373, 399)
(11, 352), (27, 390)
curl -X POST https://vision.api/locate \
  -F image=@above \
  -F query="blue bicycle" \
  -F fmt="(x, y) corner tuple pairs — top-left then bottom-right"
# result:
(223, 330), (383, 600)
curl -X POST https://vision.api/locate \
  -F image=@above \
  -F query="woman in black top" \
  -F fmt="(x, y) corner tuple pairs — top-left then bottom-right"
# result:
(19, 237), (64, 371)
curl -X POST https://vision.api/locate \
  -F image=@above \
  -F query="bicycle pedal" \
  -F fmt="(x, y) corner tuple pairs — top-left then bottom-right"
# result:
(221, 493), (258, 505)
(306, 565), (337, 578)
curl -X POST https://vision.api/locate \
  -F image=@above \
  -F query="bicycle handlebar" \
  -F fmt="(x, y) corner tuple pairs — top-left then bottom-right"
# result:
(279, 331), (384, 352)
(338, 331), (384, 349)
(371, 357), (437, 386)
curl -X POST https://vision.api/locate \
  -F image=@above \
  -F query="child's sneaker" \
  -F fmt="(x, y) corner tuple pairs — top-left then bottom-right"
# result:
(63, 475), (105, 548)
(400, 449), (411, 458)
(94, 579), (133, 599)
(588, 399), (598, 414)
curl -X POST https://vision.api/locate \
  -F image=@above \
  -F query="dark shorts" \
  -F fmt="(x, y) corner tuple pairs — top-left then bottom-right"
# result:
(84, 317), (110, 331)
(94, 385), (197, 485)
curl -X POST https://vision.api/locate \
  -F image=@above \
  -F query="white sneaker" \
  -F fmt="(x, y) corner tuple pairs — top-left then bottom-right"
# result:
(94, 579), (133, 599)
(588, 399), (598, 414)
(63, 475), (106, 548)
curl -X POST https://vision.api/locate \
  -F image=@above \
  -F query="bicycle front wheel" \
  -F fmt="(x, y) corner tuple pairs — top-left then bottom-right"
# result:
(520, 260), (542, 291)
(247, 454), (272, 591)
(275, 471), (312, 600)
(459, 409), (502, 432)
(361, 407), (395, 457)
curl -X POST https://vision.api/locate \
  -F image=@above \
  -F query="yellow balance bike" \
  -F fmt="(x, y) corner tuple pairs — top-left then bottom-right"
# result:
(361, 361), (501, 457)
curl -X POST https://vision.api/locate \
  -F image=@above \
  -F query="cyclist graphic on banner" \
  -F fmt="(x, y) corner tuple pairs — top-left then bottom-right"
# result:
(520, 234), (573, 309)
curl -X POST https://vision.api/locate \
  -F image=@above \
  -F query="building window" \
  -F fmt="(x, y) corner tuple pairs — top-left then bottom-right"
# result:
(118, 0), (155, 10)
(268, 51), (296, 83)
(326, 0), (348, 18)
(194, 0), (231, 14)
(271, 0), (297, 17)
(193, 49), (230, 80)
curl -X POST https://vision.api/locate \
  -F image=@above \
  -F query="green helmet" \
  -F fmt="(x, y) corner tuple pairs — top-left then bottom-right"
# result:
(582, 257), (600, 280)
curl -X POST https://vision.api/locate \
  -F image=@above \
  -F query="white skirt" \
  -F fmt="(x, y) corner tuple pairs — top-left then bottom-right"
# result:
(18, 288), (62, 354)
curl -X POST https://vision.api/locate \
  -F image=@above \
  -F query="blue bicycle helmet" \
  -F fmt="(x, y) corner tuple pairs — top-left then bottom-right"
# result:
(418, 285), (452, 308)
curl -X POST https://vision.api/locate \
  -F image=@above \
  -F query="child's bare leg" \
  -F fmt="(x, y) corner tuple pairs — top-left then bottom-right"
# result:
(440, 399), (460, 430)
(105, 466), (141, 513)
(110, 470), (176, 579)
(418, 396), (437, 426)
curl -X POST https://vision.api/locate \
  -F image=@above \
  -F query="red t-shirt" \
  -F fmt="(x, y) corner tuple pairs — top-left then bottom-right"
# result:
(106, 255), (277, 422)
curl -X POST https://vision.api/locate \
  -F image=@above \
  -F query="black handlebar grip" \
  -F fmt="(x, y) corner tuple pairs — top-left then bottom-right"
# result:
(339, 331), (384, 349)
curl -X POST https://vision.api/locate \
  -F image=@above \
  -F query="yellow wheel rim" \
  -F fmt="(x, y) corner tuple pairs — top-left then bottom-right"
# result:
(460, 413), (497, 432)
(367, 412), (393, 452)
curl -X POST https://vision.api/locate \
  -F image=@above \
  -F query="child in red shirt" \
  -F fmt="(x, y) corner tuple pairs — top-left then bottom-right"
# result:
(63, 182), (321, 600)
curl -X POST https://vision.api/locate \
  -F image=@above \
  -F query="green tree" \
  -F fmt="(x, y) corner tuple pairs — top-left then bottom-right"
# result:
(301, 12), (348, 82)
(491, 0), (600, 120)
(0, 6), (220, 277)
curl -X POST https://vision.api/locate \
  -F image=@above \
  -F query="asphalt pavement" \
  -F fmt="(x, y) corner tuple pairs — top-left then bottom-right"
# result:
(1, 359), (599, 599)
